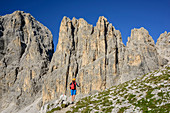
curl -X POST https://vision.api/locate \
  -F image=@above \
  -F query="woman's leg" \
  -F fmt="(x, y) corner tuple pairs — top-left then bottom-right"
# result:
(73, 95), (75, 102)
(72, 90), (76, 102)
(72, 95), (74, 102)
(71, 90), (74, 102)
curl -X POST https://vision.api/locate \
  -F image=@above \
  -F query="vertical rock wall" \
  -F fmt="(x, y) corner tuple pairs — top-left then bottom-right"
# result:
(156, 31), (170, 62)
(121, 27), (161, 82)
(43, 16), (125, 103)
(42, 18), (168, 104)
(0, 11), (169, 110)
(0, 11), (54, 110)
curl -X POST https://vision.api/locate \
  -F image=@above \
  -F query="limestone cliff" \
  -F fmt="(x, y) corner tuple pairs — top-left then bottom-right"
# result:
(0, 11), (54, 111)
(120, 27), (165, 82)
(156, 31), (170, 61)
(0, 11), (169, 112)
(42, 18), (168, 103)
(42, 16), (125, 103)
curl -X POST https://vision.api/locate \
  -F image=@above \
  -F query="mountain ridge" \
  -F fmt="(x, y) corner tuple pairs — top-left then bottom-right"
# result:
(0, 11), (169, 113)
(43, 15), (168, 104)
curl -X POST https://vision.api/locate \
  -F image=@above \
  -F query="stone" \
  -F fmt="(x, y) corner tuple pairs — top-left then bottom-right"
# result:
(120, 27), (164, 82)
(0, 11), (54, 111)
(42, 24), (168, 104)
(60, 94), (67, 101)
(156, 31), (170, 62)
(42, 16), (122, 103)
(0, 11), (169, 112)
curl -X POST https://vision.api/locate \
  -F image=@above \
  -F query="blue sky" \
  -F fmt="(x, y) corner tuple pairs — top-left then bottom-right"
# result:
(1, 0), (170, 51)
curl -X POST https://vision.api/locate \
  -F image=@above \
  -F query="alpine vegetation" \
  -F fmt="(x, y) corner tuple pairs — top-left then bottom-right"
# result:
(66, 65), (170, 113)
(0, 11), (169, 113)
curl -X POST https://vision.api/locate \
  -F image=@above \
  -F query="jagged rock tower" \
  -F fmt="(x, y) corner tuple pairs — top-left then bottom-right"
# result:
(0, 11), (169, 112)
(42, 16), (125, 103)
(42, 17), (168, 103)
(156, 31), (170, 61)
(0, 11), (54, 110)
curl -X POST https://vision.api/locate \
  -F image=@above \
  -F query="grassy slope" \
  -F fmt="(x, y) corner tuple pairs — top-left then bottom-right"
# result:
(66, 66), (170, 113)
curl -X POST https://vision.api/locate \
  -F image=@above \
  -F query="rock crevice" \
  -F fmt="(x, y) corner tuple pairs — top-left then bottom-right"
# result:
(0, 11), (169, 111)
(42, 17), (169, 104)
(0, 11), (54, 111)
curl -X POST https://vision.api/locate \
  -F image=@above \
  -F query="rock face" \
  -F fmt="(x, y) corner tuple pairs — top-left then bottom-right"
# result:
(42, 16), (125, 103)
(156, 31), (170, 61)
(0, 11), (54, 111)
(0, 11), (169, 112)
(120, 27), (163, 82)
(42, 18), (167, 103)
(68, 65), (170, 113)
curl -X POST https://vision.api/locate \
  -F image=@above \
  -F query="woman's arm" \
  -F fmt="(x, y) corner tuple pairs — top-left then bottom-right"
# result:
(76, 83), (80, 87)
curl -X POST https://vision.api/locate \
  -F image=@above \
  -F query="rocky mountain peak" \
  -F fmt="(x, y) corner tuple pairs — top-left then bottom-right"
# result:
(0, 11), (54, 111)
(97, 16), (108, 23)
(127, 27), (155, 46)
(156, 31), (170, 61)
(157, 31), (170, 43)
(42, 16), (168, 105)
(120, 27), (168, 83)
(0, 11), (169, 112)
(61, 16), (71, 25)
(96, 16), (109, 30)
(43, 16), (125, 103)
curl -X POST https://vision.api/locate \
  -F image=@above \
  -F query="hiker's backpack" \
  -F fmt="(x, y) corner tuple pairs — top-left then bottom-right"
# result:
(70, 82), (76, 90)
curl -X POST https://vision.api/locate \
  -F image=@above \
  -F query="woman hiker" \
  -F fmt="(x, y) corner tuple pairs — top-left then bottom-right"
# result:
(70, 78), (80, 104)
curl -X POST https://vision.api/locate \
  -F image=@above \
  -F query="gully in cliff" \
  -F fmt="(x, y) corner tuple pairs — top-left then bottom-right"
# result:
(70, 78), (80, 104)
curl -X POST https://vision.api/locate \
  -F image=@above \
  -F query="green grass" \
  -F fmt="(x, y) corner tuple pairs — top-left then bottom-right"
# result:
(46, 106), (61, 113)
(102, 106), (114, 112)
(158, 91), (164, 98)
(118, 107), (128, 113)
(93, 105), (99, 110)
(81, 106), (92, 113)
(47, 104), (50, 109)
(61, 103), (68, 108)
(65, 111), (72, 113)
(146, 89), (154, 99)
(66, 66), (170, 113)
(127, 94), (136, 103)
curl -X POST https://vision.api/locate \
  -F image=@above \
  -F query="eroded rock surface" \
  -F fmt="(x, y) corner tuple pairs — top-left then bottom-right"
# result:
(42, 18), (168, 104)
(120, 27), (165, 82)
(42, 16), (125, 103)
(0, 11), (54, 111)
(156, 31), (170, 62)
(0, 11), (169, 112)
